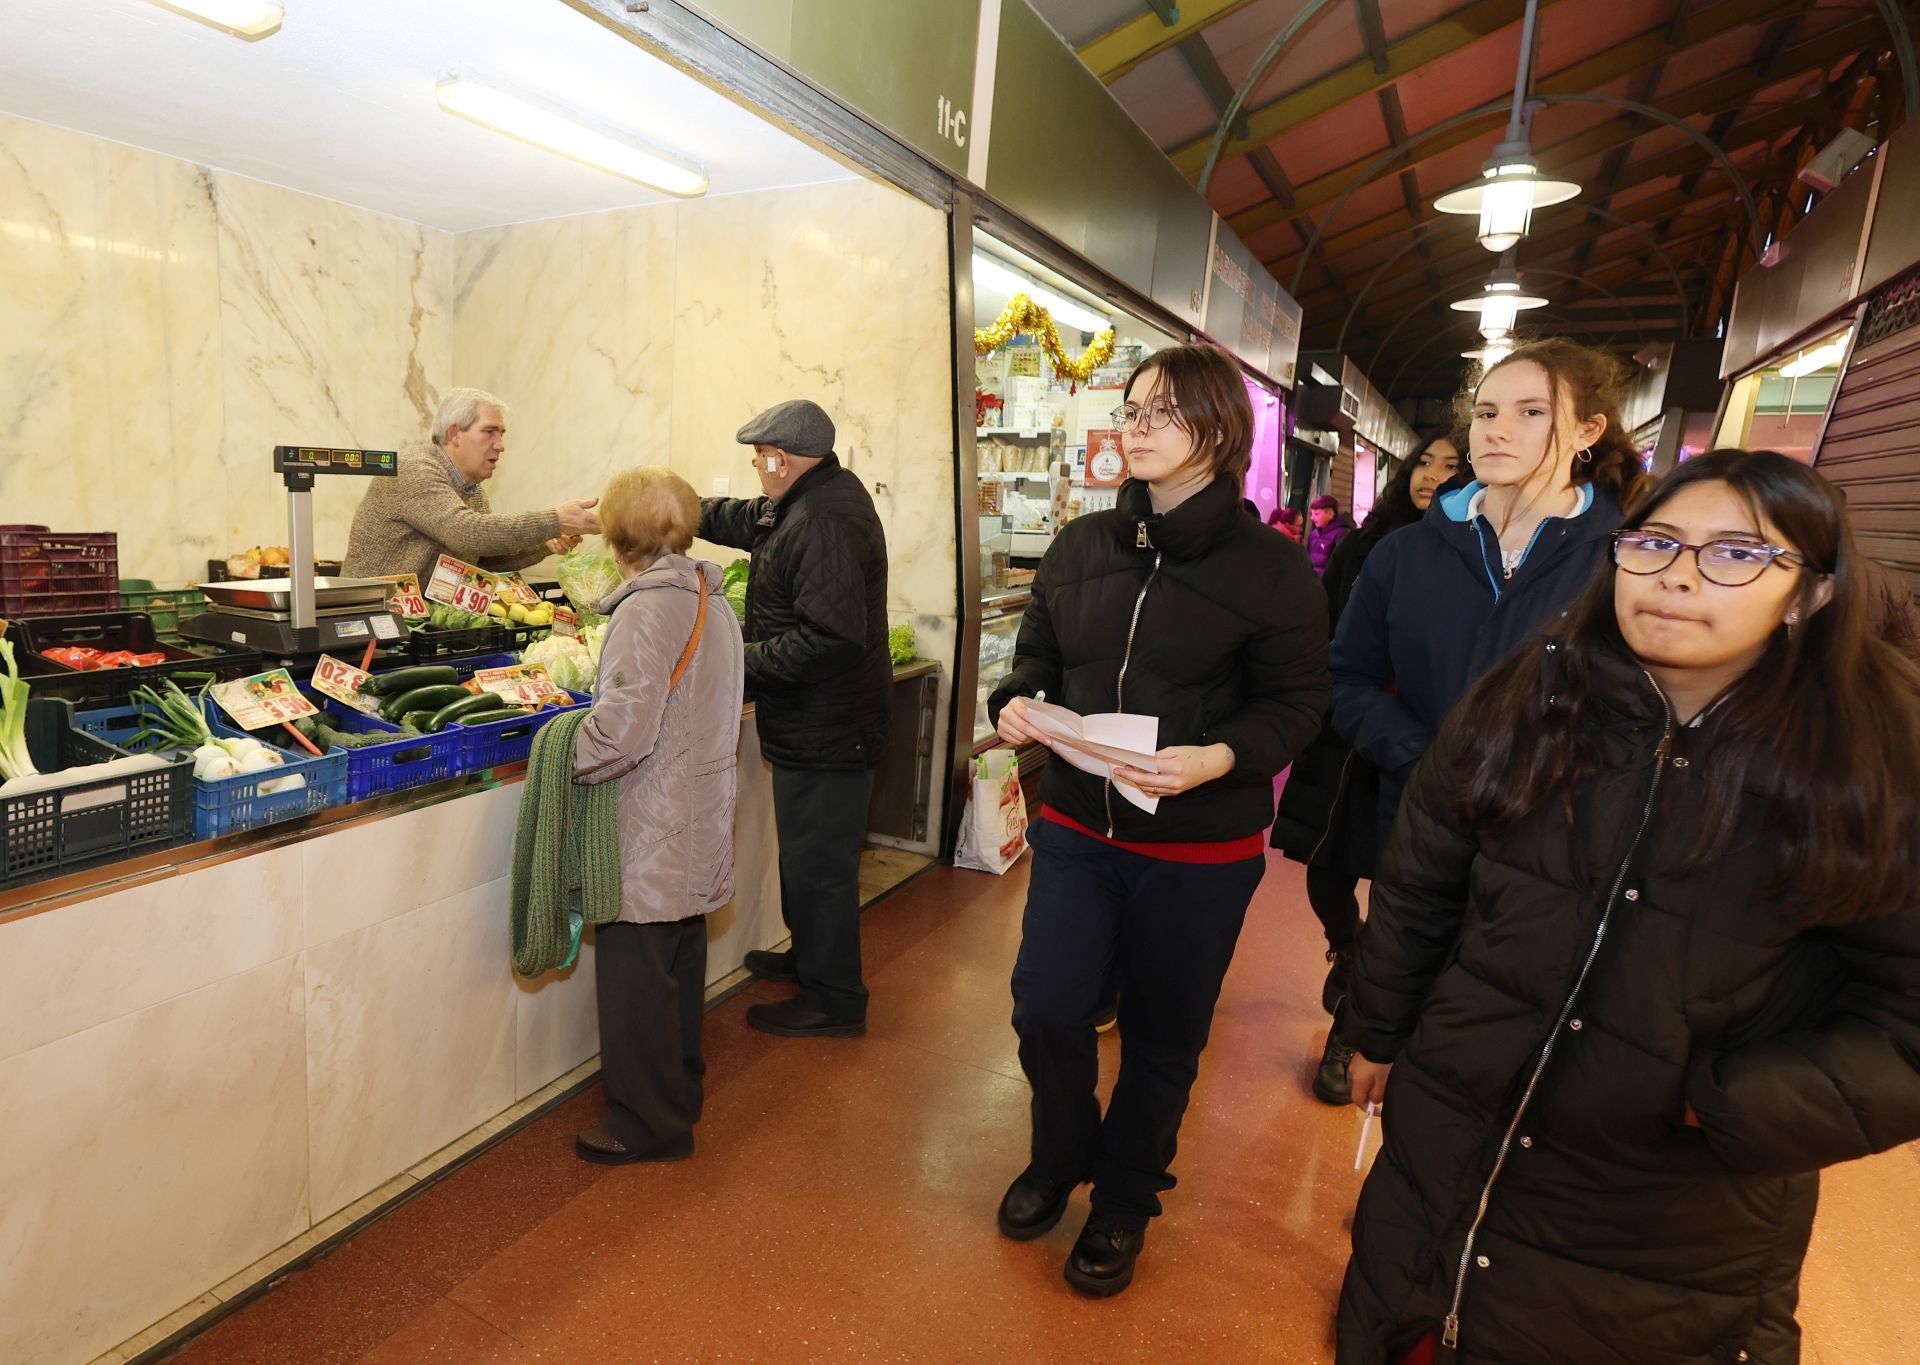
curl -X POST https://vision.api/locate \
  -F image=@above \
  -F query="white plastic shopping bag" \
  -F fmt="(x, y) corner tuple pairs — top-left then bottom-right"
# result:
(955, 747), (1030, 875)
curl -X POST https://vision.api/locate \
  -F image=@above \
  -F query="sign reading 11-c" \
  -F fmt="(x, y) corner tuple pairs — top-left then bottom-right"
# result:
(936, 95), (968, 148)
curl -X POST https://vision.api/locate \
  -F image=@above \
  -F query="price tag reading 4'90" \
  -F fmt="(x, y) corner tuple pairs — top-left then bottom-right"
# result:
(425, 553), (497, 614)
(451, 582), (491, 614)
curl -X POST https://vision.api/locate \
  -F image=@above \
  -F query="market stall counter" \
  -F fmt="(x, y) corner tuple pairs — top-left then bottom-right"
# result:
(0, 706), (782, 1365)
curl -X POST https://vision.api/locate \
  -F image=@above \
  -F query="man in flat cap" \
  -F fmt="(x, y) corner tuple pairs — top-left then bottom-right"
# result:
(700, 399), (891, 1038)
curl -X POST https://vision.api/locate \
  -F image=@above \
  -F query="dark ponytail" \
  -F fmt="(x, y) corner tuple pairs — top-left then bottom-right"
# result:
(1460, 337), (1651, 512)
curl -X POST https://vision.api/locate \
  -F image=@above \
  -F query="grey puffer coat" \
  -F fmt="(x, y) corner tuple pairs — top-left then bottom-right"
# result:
(1339, 642), (1920, 1365)
(573, 555), (745, 924)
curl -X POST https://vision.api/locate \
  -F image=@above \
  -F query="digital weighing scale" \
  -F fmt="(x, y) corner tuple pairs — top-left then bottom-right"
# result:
(180, 446), (411, 660)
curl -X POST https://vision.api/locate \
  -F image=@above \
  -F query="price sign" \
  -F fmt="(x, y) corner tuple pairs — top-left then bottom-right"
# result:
(210, 669), (320, 731)
(492, 573), (542, 609)
(378, 573), (430, 620)
(550, 605), (581, 640)
(425, 554), (497, 614)
(472, 663), (569, 707)
(311, 655), (379, 714)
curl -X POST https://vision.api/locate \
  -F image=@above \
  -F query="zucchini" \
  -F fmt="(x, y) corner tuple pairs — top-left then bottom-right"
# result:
(361, 665), (459, 697)
(379, 683), (472, 721)
(426, 693), (514, 732)
(457, 706), (535, 726)
(396, 708), (440, 731)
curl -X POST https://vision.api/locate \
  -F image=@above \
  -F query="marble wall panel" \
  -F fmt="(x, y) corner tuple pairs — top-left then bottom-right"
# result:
(301, 783), (520, 946)
(0, 957), (309, 1365)
(0, 844), (304, 1062)
(303, 878), (517, 1220)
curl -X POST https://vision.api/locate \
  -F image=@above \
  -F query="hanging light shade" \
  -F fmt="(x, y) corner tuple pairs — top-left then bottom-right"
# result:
(1462, 334), (1517, 367)
(1450, 264), (1547, 339)
(1434, 143), (1581, 251)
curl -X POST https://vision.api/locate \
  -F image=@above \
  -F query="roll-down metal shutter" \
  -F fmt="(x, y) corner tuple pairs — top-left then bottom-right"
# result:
(1816, 267), (1920, 592)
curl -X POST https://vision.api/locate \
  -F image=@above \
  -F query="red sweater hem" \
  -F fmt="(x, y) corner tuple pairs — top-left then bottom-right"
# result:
(1039, 805), (1267, 865)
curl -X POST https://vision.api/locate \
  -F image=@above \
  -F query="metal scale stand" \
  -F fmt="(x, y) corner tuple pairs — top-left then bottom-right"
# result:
(181, 446), (411, 661)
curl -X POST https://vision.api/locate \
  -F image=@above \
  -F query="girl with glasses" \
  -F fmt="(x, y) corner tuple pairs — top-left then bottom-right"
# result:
(1337, 449), (1920, 1364)
(988, 344), (1329, 1296)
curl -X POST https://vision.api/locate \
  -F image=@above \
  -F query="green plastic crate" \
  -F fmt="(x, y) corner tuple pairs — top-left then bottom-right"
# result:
(118, 579), (207, 640)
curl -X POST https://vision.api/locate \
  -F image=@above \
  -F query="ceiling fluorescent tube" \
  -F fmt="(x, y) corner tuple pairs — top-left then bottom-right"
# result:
(973, 255), (1110, 333)
(146, 0), (284, 38)
(436, 76), (708, 198)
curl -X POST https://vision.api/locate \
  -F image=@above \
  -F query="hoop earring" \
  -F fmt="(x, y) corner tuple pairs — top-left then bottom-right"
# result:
(1786, 609), (1801, 641)
(1575, 446), (1594, 464)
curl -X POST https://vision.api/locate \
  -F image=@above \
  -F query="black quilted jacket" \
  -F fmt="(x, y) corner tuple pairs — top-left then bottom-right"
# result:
(986, 474), (1328, 842)
(699, 455), (890, 771)
(1339, 642), (1920, 1365)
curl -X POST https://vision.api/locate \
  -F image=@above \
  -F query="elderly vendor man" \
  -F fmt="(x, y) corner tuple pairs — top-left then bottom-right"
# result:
(344, 387), (602, 584)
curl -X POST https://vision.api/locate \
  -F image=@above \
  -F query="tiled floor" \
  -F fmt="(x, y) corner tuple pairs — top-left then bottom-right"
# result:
(153, 852), (1920, 1364)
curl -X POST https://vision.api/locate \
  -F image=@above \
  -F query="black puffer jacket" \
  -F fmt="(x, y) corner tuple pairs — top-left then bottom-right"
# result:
(1339, 643), (1920, 1365)
(699, 455), (889, 771)
(987, 475), (1328, 843)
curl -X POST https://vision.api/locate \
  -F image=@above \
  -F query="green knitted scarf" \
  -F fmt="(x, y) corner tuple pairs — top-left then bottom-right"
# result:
(509, 708), (623, 978)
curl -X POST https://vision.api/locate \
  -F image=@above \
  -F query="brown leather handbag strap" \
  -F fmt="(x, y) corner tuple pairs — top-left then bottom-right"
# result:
(667, 573), (710, 691)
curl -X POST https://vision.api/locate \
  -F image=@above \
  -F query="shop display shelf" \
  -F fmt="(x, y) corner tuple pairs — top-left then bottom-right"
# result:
(448, 689), (591, 771)
(0, 525), (119, 619)
(1, 698), (193, 888)
(119, 580), (208, 639)
(198, 711), (348, 839)
(14, 612), (260, 705)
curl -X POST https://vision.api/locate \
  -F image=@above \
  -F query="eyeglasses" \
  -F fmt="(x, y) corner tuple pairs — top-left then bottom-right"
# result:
(1110, 397), (1179, 431)
(1611, 531), (1808, 587)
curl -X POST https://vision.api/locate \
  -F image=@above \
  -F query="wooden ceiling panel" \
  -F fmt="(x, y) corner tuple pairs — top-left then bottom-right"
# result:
(1107, 43), (1227, 146)
(1204, 0), (1370, 102)
(1259, 96), (1392, 185)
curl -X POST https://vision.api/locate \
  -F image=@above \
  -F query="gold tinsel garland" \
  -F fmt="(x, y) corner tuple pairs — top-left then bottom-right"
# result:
(975, 293), (1118, 387)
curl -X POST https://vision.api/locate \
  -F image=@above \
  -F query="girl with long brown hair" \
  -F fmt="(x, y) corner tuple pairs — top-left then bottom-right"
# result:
(1337, 450), (1920, 1364)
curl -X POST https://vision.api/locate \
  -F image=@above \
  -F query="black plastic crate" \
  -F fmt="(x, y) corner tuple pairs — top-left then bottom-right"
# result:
(1, 698), (193, 887)
(15, 612), (260, 704)
(401, 623), (499, 662)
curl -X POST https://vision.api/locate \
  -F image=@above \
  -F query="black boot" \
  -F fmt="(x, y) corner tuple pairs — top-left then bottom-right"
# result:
(1312, 1029), (1355, 1106)
(996, 1166), (1075, 1240)
(1321, 947), (1353, 1015)
(1064, 1212), (1146, 1297)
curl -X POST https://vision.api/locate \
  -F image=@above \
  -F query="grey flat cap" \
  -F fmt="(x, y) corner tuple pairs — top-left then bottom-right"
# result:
(736, 399), (836, 458)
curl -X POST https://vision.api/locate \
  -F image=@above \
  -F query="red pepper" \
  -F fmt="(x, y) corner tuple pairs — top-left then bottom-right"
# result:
(94, 650), (144, 669)
(132, 651), (168, 666)
(44, 646), (103, 669)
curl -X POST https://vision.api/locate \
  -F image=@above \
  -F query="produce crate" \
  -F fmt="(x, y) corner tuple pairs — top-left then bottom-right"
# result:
(277, 695), (463, 800)
(493, 620), (550, 653)
(1, 698), (193, 887)
(0, 525), (119, 618)
(401, 623), (498, 662)
(198, 710), (348, 839)
(119, 579), (207, 639)
(448, 689), (591, 771)
(14, 612), (259, 705)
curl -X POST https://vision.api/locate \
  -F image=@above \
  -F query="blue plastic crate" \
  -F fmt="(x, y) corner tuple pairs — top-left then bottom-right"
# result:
(196, 712), (348, 839)
(448, 689), (591, 771)
(299, 697), (464, 799)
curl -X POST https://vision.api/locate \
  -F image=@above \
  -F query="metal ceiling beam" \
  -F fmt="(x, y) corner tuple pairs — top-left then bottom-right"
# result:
(1174, 27), (1314, 241)
(1191, 0), (1793, 193)
(1229, 0), (1830, 242)
(1079, 0), (1261, 83)
(1175, 0), (1560, 179)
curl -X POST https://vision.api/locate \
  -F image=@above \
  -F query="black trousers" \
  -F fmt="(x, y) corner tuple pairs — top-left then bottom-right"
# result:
(770, 763), (874, 1021)
(1306, 865), (1361, 952)
(595, 917), (707, 1151)
(1010, 817), (1265, 1229)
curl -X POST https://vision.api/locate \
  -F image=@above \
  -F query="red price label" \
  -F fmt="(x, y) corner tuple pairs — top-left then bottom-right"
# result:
(451, 583), (492, 615)
(311, 655), (379, 713)
(551, 606), (581, 639)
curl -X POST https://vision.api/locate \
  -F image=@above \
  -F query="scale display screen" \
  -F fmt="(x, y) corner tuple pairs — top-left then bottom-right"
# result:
(273, 446), (399, 475)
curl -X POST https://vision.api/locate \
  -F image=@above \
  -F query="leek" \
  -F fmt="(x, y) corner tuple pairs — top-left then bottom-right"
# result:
(0, 637), (36, 781)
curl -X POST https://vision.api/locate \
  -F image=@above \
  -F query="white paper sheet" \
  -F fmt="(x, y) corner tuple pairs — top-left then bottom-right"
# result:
(1023, 699), (1161, 814)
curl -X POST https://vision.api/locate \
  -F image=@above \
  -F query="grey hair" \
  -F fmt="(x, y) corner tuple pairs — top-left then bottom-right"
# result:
(431, 388), (509, 447)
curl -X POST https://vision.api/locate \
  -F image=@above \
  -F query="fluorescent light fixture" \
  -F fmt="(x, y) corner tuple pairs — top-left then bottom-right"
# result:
(1435, 150), (1580, 252)
(146, 0), (283, 37)
(1777, 330), (1851, 379)
(1450, 266), (1546, 339)
(972, 254), (1111, 334)
(436, 76), (708, 198)
(1462, 334), (1516, 367)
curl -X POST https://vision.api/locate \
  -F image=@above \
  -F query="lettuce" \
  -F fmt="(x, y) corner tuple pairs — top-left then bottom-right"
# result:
(888, 624), (915, 666)
(556, 542), (622, 613)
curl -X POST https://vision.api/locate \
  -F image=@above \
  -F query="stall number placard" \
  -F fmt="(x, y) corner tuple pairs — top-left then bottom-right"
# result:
(426, 554), (497, 615)
(211, 669), (320, 731)
(311, 655), (379, 714)
(378, 573), (430, 620)
(472, 663), (568, 707)
(492, 572), (542, 609)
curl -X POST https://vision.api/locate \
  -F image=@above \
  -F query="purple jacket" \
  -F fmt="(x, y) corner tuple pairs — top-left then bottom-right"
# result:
(1307, 513), (1355, 575)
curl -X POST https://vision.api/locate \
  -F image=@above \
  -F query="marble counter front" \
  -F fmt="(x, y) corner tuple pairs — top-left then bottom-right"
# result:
(0, 713), (784, 1365)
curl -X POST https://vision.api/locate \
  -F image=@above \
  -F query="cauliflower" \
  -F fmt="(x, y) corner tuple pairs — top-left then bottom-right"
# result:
(522, 635), (595, 693)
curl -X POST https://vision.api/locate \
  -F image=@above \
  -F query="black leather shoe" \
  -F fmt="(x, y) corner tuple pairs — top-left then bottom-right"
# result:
(746, 996), (866, 1038)
(1312, 1030), (1355, 1106)
(574, 1126), (694, 1166)
(1064, 1212), (1145, 1297)
(1321, 947), (1353, 1015)
(744, 949), (799, 984)
(997, 1167), (1075, 1241)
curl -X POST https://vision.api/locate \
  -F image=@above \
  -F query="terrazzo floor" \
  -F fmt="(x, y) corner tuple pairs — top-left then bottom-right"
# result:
(154, 850), (1920, 1364)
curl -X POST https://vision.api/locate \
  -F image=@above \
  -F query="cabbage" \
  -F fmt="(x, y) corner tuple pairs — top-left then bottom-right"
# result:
(721, 558), (750, 621)
(556, 542), (622, 613)
(522, 635), (595, 693)
(888, 624), (915, 666)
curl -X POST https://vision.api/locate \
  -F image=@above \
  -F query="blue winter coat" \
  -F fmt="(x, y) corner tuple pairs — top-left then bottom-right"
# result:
(1329, 481), (1623, 844)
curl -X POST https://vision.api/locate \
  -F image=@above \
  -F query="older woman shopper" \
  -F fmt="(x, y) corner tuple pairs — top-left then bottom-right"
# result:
(572, 467), (746, 1166)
